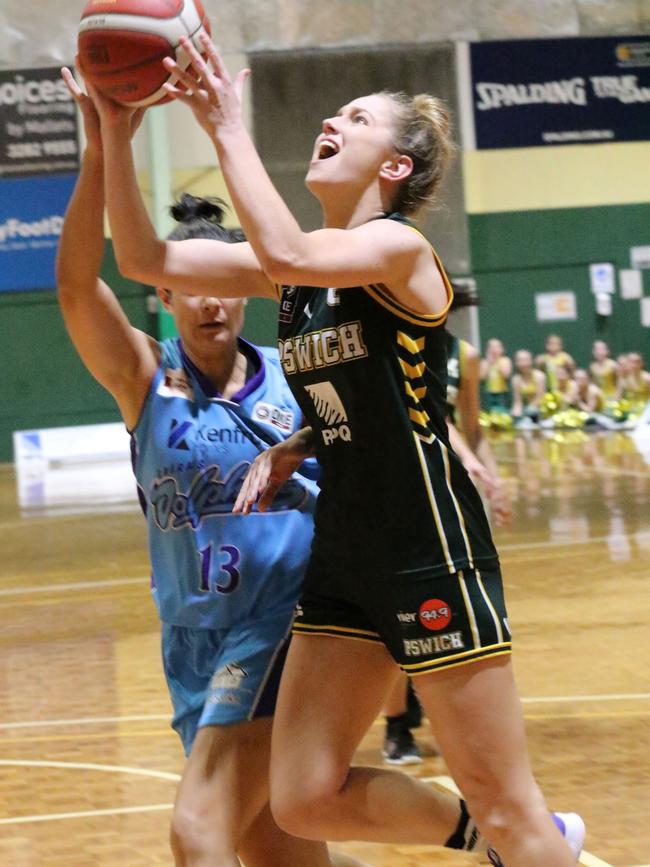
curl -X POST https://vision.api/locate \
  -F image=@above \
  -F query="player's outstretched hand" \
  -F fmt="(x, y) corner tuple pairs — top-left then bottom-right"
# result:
(69, 58), (145, 139)
(161, 33), (249, 140)
(234, 439), (306, 516)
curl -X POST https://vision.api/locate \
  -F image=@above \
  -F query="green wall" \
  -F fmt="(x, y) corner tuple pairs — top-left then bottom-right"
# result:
(471, 203), (650, 367)
(0, 244), (152, 463)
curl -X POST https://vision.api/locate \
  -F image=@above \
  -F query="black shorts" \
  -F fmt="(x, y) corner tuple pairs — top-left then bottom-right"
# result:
(293, 560), (511, 676)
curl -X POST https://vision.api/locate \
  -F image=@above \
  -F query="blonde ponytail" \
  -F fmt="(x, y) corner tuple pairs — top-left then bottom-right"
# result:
(380, 91), (455, 215)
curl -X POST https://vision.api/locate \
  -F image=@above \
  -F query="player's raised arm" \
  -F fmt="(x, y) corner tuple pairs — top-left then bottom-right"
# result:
(82, 69), (277, 300)
(56, 68), (158, 430)
(162, 35), (449, 316)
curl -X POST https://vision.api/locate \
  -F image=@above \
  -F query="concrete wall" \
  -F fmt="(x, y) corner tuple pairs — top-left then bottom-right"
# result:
(2, 1), (650, 68)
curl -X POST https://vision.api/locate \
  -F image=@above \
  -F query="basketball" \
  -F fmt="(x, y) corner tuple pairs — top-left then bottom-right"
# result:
(77, 0), (211, 107)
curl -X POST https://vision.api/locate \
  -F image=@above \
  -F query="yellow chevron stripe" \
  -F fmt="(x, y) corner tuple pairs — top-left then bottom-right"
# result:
(409, 407), (430, 427)
(399, 357), (426, 379)
(397, 331), (425, 354)
(404, 380), (427, 401)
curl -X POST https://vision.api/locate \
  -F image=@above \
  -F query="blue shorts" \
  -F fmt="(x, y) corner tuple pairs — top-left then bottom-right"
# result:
(161, 608), (294, 755)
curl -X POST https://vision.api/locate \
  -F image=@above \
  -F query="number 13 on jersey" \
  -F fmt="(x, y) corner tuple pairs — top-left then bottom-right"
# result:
(198, 543), (241, 594)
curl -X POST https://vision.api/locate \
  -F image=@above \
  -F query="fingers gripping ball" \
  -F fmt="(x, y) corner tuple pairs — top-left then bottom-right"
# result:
(78, 0), (211, 107)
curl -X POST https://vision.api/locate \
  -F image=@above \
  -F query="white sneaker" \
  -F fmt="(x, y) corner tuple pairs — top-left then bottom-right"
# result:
(553, 812), (586, 858)
(486, 811), (586, 864)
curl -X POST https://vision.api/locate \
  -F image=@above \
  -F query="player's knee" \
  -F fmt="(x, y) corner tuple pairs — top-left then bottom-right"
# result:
(271, 765), (346, 837)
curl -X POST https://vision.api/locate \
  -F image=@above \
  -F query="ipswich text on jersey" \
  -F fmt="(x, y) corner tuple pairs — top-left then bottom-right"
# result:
(279, 321), (368, 374)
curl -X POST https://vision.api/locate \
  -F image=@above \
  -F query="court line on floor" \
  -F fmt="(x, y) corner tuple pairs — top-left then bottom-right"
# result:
(0, 713), (169, 730)
(424, 776), (614, 867)
(0, 759), (180, 782)
(0, 759), (180, 825)
(0, 803), (173, 825)
(0, 762), (621, 865)
(2, 693), (648, 732)
(0, 576), (146, 597)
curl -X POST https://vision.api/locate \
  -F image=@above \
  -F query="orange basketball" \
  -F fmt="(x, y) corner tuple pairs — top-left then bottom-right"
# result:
(77, 0), (211, 107)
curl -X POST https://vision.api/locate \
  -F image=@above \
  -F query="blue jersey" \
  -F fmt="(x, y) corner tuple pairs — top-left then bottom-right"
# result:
(131, 338), (317, 629)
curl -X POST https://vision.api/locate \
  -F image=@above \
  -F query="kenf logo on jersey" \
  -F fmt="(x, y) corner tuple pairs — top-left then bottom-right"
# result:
(168, 418), (193, 450)
(305, 381), (351, 445)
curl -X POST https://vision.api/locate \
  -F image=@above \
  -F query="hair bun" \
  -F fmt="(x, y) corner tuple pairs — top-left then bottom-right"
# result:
(170, 193), (228, 225)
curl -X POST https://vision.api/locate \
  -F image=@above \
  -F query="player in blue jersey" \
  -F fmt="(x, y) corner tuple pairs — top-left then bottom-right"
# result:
(57, 68), (368, 867)
(88, 33), (585, 867)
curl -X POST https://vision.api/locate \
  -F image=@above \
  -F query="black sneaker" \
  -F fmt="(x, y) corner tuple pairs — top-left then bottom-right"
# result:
(382, 729), (422, 765)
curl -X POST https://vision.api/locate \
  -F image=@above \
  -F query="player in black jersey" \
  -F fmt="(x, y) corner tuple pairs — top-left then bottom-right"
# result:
(95, 31), (584, 867)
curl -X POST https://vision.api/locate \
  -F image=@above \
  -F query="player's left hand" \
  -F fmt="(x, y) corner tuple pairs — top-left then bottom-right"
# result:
(462, 455), (512, 527)
(487, 479), (512, 528)
(234, 438), (307, 515)
(162, 33), (250, 140)
(72, 57), (146, 139)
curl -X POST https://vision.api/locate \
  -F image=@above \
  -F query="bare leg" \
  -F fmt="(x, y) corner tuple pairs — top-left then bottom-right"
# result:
(170, 716), (342, 867)
(270, 635), (460, 844)
(240, 803), (372, 867)
(271, 637), (577, 865)
(414, 656), (576, 866)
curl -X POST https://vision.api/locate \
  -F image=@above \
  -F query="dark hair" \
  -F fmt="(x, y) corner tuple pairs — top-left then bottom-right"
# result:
(449, 279), (479, 312)
(380, 91), (455, 215)
(167, 193), (245, 244)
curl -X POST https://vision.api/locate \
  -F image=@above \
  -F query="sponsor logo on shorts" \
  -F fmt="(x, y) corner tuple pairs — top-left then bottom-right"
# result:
(209, 691), (242, 706)
(403, 631), (465, 657)
(210, 661), (248, 691)
(418, 599), (452, 631)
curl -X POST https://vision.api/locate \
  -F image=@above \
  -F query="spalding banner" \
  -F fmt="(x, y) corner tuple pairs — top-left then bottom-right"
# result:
(470, 36), (650, 149)
(0, 67), (79, 291)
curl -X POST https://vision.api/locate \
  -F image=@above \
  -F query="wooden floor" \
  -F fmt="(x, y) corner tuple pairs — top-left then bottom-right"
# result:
(1, 430), (649, 866)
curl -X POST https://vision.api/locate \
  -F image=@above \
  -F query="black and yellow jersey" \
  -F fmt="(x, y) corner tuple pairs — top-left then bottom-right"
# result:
(277, 214), (499, 579)
(445, 331), (467, 421)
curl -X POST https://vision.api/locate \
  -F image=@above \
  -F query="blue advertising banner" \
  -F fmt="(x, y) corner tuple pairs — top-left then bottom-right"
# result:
(0, 174), (77, 292)
(470, 36), (650, 149)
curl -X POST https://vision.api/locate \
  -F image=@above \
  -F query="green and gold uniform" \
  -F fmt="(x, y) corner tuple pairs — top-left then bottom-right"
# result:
(538, 351), (572, 390)
(484, 358), (510, 410)
(590, 359), (617, 398)
(277, 214), (510, 676)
